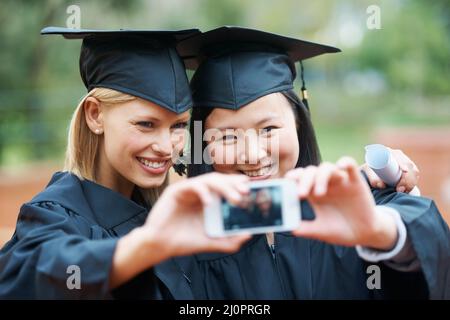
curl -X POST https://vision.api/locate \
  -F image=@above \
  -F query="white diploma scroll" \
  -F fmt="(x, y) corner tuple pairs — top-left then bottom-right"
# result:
(364, 144), (402, 187)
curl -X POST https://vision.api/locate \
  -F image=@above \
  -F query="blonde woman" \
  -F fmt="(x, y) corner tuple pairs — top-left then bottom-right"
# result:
(0, 28), (250, 299)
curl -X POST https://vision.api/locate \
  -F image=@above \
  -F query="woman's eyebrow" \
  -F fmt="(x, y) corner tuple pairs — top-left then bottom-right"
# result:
(255, 115), (280, 126)
(133, 115), (160, 122)
(133, 114), (189, 123)
(175, 115), (190, 122)
(213, 115), (281, 130)
(216, 126), (238, 131)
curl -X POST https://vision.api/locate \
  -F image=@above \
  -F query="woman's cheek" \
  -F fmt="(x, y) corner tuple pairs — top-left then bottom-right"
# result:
(210, 144), (238, 167)
(103, 131), (121, 160)
(169, 133), (186, 163)
(265, 135), (279, 160)
(277, 131), (299, 174)
(123, 133), (150, 160)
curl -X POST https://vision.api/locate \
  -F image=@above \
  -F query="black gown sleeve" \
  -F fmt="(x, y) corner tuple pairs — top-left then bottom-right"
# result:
(0, 202), (118, 299)
(372, 188), (450, 299)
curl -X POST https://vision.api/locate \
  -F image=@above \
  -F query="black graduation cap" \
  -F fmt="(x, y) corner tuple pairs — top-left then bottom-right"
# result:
(177, 26), (341, 110)
(41, 26), (201, 113)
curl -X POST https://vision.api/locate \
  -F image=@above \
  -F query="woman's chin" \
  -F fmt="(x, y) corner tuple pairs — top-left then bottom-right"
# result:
(132, 172), (168, 189)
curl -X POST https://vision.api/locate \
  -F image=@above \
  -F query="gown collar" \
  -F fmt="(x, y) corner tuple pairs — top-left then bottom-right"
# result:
(31, 171), (149, 230)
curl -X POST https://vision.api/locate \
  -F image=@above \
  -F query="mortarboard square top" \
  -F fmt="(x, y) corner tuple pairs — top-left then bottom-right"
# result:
(177, 26), (341, 110)
(41, 26), (201, 113)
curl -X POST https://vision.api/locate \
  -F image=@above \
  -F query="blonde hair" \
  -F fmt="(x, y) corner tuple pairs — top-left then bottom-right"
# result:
(64, 87), (168, 207)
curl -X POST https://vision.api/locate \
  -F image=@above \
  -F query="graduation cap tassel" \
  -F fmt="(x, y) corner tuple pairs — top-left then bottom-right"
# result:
(299, 61), (309, 110)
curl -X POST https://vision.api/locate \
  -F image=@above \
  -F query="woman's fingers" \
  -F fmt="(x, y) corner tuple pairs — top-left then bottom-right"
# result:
(185, 181), (214, 207)
(313, 163), (334, 196)
(200, 173), (249, 206)
(361, 163), (386, 189)
(285, 167), (315, 197)
(286, 161), (351, 198)
(396, 174), (416, 193)
(291, 220), (325, 240)
(361, 147), (419, 192)
(297, 166), (318, 198)
(389, 148), (420, 193)
(336, 156), (360, 182)
(313, 163), (348, 196)
(390, 148), (419, 173)
(170, 173), (249, 208)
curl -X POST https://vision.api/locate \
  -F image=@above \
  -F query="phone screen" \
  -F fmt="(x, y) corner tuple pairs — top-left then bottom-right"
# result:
(221, 185), (283, 230)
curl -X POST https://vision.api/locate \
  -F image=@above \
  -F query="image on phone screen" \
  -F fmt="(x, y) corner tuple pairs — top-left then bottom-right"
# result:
(221, 186), (282, 230)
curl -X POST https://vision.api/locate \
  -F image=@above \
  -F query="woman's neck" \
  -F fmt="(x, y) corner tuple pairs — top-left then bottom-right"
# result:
(95, 151), (135, 199)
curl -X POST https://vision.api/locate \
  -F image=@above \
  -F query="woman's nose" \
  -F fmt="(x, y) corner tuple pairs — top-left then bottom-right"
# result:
(151, 129), (174, 156)
(240, 133), (268, 164)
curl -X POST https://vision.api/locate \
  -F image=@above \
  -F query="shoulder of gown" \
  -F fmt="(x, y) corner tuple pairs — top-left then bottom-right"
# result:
(0, 198), (118, 299)
(0, 171), (157, 299)
(371, 186), (450, 299)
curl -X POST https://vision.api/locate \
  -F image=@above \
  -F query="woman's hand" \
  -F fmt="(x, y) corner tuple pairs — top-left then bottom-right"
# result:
(285, 157), (398, 249)
(361, 148), (420, 193)
(110, 173), (251, 289)
(143, 173), (251, 259)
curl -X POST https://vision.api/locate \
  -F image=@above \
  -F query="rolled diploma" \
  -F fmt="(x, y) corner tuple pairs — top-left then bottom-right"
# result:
(364, 144), (402, 187)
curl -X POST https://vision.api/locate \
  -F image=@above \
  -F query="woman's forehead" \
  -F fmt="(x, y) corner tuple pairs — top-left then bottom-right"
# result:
(113, 98), (190, 120)
(205, 93), (291, 128)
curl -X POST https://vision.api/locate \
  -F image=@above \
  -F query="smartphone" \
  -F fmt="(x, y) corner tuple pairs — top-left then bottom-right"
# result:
(204, 179), (301, 237)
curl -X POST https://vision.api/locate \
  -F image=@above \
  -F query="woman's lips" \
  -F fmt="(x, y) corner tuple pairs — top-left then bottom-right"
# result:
(136, 157), (170, 175)
(247, 174), (271, 181)
(239, 164), (273, 180)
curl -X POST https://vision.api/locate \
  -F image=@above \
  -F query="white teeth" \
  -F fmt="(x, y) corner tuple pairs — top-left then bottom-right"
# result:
(137, 157), (166, 169)
(242, 165), (272, 177)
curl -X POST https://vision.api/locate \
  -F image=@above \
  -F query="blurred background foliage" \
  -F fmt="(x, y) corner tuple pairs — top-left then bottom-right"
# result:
(0, 0), (449, 169)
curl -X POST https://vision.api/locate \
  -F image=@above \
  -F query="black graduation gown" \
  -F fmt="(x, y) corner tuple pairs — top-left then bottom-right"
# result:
(1, 172), (449, 299)
(174, 187), (450, 300)
(0, 171), (176, 299)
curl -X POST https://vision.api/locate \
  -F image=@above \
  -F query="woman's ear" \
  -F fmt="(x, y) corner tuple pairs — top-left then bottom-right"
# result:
(84, 97), (104, 135)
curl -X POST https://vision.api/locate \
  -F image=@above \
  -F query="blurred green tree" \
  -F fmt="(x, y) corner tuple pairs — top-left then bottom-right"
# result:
(0, 0), (141, 164)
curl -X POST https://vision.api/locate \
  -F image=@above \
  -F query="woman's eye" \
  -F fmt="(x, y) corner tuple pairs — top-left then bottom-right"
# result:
(222, 135), (237, 143)
(172, 122), (188, 129)
(260, 126), (277, 134)
(136, 121), (153, 128)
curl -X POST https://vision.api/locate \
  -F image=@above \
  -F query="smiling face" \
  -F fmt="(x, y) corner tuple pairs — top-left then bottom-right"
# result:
(255, 189), (272, 214)
(89, 97), (190, 196)
(204, 92), (299, 180)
